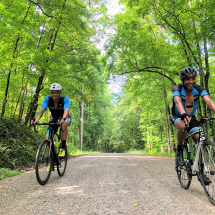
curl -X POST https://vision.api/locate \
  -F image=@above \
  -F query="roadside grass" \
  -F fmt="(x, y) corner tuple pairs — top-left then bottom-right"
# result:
(68, 150), (99, 156)
(67, 144), (99, 156)
(0, 144), (99, 180)
(0, 168), (24, 180)
(126, 148), (175, 158)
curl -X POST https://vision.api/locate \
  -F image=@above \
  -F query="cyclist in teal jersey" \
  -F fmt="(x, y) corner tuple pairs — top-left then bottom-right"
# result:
(171, 68), (215, 168)
(31, 83), (70, 157)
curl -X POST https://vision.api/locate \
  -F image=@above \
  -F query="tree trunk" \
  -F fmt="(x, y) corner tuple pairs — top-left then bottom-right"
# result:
(163, 78), (171, 153)
(24, 70), (46, 125)
(77, 101), (81, 149)
(1, 5), (31, 117)
(81, 101), (84, 151)
(203, 37), (214, 141)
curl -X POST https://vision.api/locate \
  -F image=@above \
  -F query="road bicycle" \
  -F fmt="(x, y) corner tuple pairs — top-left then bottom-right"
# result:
(33, 118), (67, 185)
(175, 116), (215, 205)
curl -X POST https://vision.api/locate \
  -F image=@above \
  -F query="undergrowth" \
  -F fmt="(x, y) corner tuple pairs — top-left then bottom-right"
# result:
(126, 148), (175, 158)
(0, 168), (24, 180)
(0, 118), (43, 169)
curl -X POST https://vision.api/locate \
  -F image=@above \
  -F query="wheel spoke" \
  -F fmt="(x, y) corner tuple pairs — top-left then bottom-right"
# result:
(57, 145), (67, 177)
(176, 144), (192, 189)
(200, 143), (215, 205)
(35, 140), (52, 185)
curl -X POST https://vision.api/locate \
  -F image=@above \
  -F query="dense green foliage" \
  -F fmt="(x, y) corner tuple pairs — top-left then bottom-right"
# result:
(103, 0), (215, 153)
(2, 0), (215, 176)
(0, 119), (42, 168)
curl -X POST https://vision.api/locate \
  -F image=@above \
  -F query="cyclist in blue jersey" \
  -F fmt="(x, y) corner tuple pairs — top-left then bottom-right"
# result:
(171, 68), (215, 171)
(31, 83), (71, 158)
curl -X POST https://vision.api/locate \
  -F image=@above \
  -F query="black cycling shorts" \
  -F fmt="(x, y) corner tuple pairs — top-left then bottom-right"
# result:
(170, 114), (199, 134)
(45, 116), (71, 135)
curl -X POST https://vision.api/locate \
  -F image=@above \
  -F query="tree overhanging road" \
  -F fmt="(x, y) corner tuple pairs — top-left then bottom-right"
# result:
(0, 153), (214, 214)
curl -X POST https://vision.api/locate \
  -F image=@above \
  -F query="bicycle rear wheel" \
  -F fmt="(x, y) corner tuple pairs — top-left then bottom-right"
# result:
(57, 145), (67, 177)
(35, 140), (52, 185)
(199, 140), (215, 205)
(176, 143), (192, 189)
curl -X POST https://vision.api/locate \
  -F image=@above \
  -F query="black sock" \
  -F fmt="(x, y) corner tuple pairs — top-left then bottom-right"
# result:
(177, 145), (183, 152)
(62, 140), (66, 149)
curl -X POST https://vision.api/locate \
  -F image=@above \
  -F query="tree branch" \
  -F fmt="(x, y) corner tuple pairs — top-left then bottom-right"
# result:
(118, 67), (176, 85)
(153, 4), (199, 66)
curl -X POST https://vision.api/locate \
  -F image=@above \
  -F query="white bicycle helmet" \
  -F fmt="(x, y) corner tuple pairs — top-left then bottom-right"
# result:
(49, 83), (62, 91)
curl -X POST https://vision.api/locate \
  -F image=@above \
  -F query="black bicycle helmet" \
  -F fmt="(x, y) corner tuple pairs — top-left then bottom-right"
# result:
(179, 67), (198, 78)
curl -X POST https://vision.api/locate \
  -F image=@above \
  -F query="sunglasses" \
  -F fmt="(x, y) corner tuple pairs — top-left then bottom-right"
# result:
(51, 91), (60, 95)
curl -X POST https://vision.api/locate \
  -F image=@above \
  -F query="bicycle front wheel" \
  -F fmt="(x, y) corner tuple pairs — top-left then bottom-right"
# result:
(57, 145), (67, 177)
(35, 140), (52, 185)
(199, 140), (215, 206)
(176, 144), (192, 189)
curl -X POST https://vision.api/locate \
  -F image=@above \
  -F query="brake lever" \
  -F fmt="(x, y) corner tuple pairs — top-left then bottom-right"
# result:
(32, 118), (38, 133)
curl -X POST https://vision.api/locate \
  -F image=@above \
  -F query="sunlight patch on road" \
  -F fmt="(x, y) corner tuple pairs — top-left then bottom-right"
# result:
(124, 164), (137, 166)
(55, 185), (84, 195)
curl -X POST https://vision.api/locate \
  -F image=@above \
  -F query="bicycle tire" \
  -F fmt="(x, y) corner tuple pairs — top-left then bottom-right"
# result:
(57, 145), (67, 177)
(35, 140), (53, 185)
(199, 140), (215, 206)
(176, 143), (192, 189)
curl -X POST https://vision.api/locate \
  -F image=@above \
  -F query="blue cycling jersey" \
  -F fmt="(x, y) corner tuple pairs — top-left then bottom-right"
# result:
(171, 84), (208, 116)
(41, 96), (70, 120)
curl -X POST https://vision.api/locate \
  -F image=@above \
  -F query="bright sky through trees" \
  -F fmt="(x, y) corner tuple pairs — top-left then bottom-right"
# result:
(105, 0), (125, 94)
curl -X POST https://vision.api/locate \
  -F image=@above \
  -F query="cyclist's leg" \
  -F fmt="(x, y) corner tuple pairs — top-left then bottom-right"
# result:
(61, 117), (70, 145)
(59, 117), (70, 157)
(171, 115), (186, 166)
(175, 119), (186, 145)
(187, 117), (199, 144)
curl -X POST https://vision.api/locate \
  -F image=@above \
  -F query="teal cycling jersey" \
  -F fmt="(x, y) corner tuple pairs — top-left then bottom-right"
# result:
(171, 84), (208, 117)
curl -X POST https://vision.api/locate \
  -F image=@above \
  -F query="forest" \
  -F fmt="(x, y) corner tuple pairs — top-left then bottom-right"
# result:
(1, 0), (215, 169)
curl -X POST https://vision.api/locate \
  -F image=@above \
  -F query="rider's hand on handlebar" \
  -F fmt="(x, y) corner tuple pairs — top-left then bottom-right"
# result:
(59, 118), (66, 125)
(181, 113), (191, 125)
(31, 119), (38, 126)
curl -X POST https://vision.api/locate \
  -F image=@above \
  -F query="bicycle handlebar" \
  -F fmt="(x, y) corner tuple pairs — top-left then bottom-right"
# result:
(31, 118), (64, 133)
(183, 117), (215, 132)
(198, 117), (215, 124)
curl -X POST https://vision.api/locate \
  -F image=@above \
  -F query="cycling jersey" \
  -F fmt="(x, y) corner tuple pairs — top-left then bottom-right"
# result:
(41, 96), (70, 120)
(171, 84), (208, 117)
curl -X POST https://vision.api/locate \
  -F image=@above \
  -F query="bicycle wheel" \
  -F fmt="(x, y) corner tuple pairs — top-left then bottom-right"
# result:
(35, 140), (52, 185)
(176, 143), (192, 189)
(57, 145), (67, 177)
(199, 140), (215, 205)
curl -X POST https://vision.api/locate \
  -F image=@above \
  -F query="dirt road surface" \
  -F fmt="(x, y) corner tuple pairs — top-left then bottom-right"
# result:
(1, 153), (215, 214)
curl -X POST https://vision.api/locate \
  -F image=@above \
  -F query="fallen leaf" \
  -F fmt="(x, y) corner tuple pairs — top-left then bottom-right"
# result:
(133, 204), (138, 207)
(145, 166), (147, 167)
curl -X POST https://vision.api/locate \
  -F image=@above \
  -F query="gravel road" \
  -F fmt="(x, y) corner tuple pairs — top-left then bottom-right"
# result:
(1, 153), (215, 215)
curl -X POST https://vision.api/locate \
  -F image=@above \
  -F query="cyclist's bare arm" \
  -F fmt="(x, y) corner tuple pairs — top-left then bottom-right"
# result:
(174, 96), (191, 124)
(203, 95), (215, 113)
(60, 108), (70, 125)
(31, 108), (45, 125)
